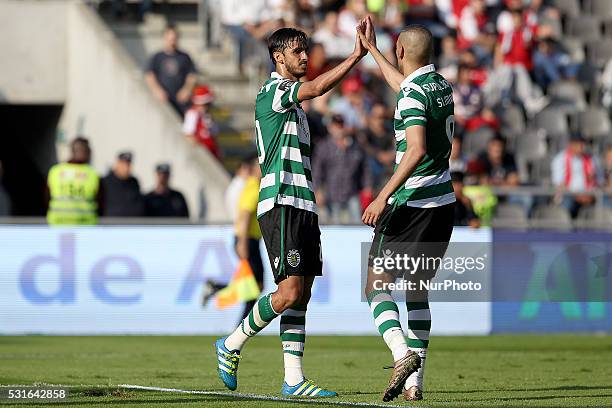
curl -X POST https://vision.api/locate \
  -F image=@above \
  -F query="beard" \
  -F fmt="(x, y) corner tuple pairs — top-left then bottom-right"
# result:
(287, 60), (308, 79)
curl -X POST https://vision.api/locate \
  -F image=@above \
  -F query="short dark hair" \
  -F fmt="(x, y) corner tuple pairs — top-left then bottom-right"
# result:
(241, 150), (259, 166)
(71, 136), (90, 152)
(489, 135), (506, 146)
(267, 28), (308, 63)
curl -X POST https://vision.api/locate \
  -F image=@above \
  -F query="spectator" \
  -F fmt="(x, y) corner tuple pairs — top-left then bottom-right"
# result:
(497, 0), (538, 35)
(497, 8), (537, 71)
(378, 0), (406, 32)
(435, 0), (468, 30)
(313, 115), (372, 224)
(485, 44), (548, 116)
(220, 0), (266, 72)
(453, 64), (497, 134)
(312, 11), (355, 59)
(457, 0), (491, 50)
(357, 103), (395, 189)
(337, 0), (368, 38)
(463, 160), (498, 225)
(405, 0), (450, 38)
(144, 164), (189, 218)
(301, 99), (327, 149)
(0, 161), (11, 216)
(294, 0), (318, 33)
(330, 76), (371, 130)
(451, 172), (480, 227)
(101, 152), (144, 217)
(183, 85), (222, 160)
(438, 34), (459, 81)
(552, 134), (604, 217)
(46, 137), (102, 225)
(477, 135), (518, 186)
(533, 37), (578, 90)
(450, 135), (467, 173)
(145, 26), (197, 117)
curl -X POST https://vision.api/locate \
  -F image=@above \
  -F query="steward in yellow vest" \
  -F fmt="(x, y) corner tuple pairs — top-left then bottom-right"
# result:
(46, 137), (101, 225)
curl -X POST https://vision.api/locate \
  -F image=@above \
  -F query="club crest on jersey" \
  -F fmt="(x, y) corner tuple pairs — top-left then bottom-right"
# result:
(287, 249), (301, 268)
(278, 80), (293, 91)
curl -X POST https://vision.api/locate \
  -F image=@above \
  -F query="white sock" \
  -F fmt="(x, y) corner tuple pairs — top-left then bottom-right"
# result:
(224, 324), (250, 352)
(385, 327), (410, 362)
(369, 291), (409, 362)
(405, 348), (427, 390)
(224, 294), (279, 351)
(283, 352), (304, 386)
(280, 308), (306, 386)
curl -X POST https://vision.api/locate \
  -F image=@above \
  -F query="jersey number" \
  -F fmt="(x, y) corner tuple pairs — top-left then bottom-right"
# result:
(445, 115), (455, 143)
(255, 120), (265, 164)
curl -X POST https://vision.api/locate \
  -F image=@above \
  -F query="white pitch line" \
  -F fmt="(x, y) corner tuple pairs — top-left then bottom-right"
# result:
(119, 384), (414, 408)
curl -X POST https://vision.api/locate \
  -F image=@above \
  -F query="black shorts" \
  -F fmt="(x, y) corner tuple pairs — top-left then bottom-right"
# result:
(258, 205), (323, 284)
(234, 237), (264, 284)
(368, 203), (455, 278)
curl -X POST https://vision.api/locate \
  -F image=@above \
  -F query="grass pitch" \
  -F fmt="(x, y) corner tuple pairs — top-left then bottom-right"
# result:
(1, 335), (612, 407)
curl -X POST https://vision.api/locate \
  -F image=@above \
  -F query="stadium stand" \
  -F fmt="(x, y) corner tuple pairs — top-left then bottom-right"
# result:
(1, 0), (611, 227)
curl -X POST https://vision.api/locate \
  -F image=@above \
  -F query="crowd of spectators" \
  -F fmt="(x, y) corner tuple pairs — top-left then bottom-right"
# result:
(214, 0), (611, 225)
(45, 142), (190, 223)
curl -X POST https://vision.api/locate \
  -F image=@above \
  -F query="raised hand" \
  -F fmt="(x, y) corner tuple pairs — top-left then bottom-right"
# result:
(358, 15), (377, 51)
(353, 18), (369, 58)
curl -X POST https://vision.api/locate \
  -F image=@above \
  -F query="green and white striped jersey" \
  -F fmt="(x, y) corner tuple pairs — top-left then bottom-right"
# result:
(390, 64), (456, 208)
(255, 72), (317, 218)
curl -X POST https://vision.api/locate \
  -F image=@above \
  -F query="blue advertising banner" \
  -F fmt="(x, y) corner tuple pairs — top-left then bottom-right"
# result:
(491, 230), (612, 332)
(0, 225), (490, 335)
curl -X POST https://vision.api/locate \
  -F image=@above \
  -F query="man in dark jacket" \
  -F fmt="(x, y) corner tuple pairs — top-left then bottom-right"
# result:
(144, 163), (189, 218)
(101, 152), (144, 217)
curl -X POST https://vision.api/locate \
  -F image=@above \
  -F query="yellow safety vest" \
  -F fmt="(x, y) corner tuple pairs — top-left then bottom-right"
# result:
(47, 162), (99, 225)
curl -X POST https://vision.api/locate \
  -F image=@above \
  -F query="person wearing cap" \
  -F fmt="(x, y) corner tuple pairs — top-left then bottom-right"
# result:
(143, 164), (189, 218)
(552, 134), (604, 217)
(46, 137), (102, 225)
(101, 152), (144, 217)
(183, 84), (221, 160)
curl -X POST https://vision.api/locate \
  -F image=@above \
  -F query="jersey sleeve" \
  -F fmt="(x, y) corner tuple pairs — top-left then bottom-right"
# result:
(396, 84), (428, 130)
(271, 80), (302, 113)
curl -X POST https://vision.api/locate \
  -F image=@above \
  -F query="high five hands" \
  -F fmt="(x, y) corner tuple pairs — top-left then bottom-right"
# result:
(357, 16), (377, 53)
(354, 16), (377, 58)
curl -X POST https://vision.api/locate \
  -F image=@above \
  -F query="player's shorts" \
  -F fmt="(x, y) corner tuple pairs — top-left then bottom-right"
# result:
(258, 204), (323, 284)
(368, 203), (455, 279)
(234, 237), (264, 284)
